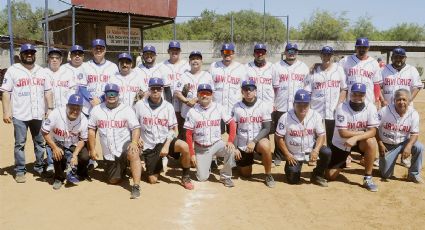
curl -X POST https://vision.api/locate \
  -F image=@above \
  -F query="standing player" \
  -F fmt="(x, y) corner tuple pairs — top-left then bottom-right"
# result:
(42, 94), (90, 190)
(174, 51), (214, 139)
(275, 89), (332, 186)
(381, 47), (423, 106)
(378, 89), (423, 183)
(339, 37), (382, 106)
(62, 45), (86, 87)
(134, 78), (194, 189)
(109, 53), (147, 107)
(184, 84), (237, 187)
(304, 46), (347, 147)
(88, 83), (142, 199)
(272, 43), (309, 165)
(232, 80), (275, 188)
(327, 83), (379, 192)
(1, 44), (53, 183)
(136, 45), (160, 86)
(245, 43), (274, 111)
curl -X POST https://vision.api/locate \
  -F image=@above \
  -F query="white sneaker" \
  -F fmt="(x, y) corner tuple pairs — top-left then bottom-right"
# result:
(162, 157), (168, 172)
(373, 159), (380, 167)
(46, 164), (55, 173)
(88, 160), (98, 171)
(401, 157), (411, 168)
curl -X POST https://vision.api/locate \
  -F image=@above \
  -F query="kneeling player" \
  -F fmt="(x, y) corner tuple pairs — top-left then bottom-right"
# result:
(276, 89), (332, 186)
(232, 80), (275, 187)
(42, 94), (89, 190)
(184, 84), (237, 187)
(134, 78), (194, 190)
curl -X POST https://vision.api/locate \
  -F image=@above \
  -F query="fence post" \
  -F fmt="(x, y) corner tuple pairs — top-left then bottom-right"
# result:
(7, 0), (14, 65)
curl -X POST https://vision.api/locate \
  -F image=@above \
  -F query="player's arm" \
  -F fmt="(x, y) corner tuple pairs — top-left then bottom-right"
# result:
(410, 87), (421, 103)
(70, 140), (86, 166)
(44, 90), (54, 114)
(1, 91), (12, 123)
(87, 128), (98, 160)
(375, 130), (388, 156)
(160, 126), (176, 157)
(42, 129), (65, 161)
(275, 134), (297, 165)
(338, 89), (347, 104)
(342, 127), (376, 148)
(226, 119), (236, 150)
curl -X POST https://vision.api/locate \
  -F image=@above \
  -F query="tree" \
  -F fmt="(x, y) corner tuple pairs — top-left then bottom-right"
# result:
(0, 0), (50, 40)
(351, 15), (380, 40)
(383, 23), (425, 41)
(299, 10), (351, 41)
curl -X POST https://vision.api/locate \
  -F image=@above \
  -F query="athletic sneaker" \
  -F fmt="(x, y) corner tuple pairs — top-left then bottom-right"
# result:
(87, 160), (98, 171)
(273, 159), (282, 166)
(210, 159), (218, 169)
(401, 157), (411, 168)
(265, 174), (276, 188)
(182, 175), (194, 190)
(52, 179), (63, 190)
(346, 155), (353, 168)
(407, 175), (424, 184)
(14, 173), (26, 183)
(310, 174), (328, 187)
(363, 176), (378, 192)
(130, 184), (141, 199)
(162, 157), (169, 173)
(46, 164), (54, 173)
(220, 177), (235, 187)
(66, 172), (80, 184)
(373, 159), (380, 167)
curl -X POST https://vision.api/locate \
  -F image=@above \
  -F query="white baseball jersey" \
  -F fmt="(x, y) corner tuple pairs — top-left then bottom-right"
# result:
(339, 55), (382, 104)
(245, 61), (275, 109)
(45, 66), (77, 108)
(175, 70), (214, 118)
(62, 62), (87, 86)
(378, 104), (419, 145)
(0, 63), (52, 121)
(184, 102), (232, 146)
(109, 70), (147, 107)
(155, 60), (190, 112)
(210, 61), (247, 115)
(81, 60), (119, 115)
(41, 107), (88, 148)
(381, 64), (423, 104)
(332, 101), (379, 151)
(88, 103), (140, 160)
(275, 109), (325, 161)
(272, 60), (309, 112)
(232, 100), (272, 151)
(134, 98), (177, 150)
(136, 63), (160, 86)
(304, 64), (348, 119)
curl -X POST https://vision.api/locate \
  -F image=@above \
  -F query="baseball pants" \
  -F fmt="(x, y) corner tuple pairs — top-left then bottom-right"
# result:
(47, 144), (90, 182)
(379, 141), (423, 180)
(194, 140), (235, 181)
(272, 111), (285, 161)
(324, 119), (335, 147)
(12, 118), (45, 175)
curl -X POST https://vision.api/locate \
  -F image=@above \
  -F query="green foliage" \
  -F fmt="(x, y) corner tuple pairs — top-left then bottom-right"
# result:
(383, 23), (425, 41)
(299, 10), (351, 41)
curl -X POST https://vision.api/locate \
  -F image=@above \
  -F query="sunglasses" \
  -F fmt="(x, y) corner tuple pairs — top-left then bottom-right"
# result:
(198, 91), (212, 97)
(254, 50), (266, 55)
(242, 86), (256, 92)
(222, 50), (234, 55)
(71, 51), (84, 56)
(286, 49), (298, 55)
(150, 86), (163, 92)
(106, 91), (119, 97)
(21, 51), (36, 55)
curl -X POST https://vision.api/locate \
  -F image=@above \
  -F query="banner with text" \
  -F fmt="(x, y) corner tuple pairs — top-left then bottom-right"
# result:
(106, 26), (141, 46)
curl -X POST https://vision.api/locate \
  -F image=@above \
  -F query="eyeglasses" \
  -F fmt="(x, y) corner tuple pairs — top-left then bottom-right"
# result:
(150, 86), (163, 92)
(254, 50), (266, 55)
(71, 51), (84, 56)
(105, 91), (119, 97)
(198, 91), (212, 97)
(222, 50), (234, 55)
(242, 86), (256, 92)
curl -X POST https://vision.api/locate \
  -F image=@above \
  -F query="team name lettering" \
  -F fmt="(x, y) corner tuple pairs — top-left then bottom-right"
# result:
(55, 80), (70, 87)
(313, 80), (341, 89)
(214, 75), (241, 84)
(383, 78), (412, 86)
(16, 78), (45, 87)
(239, 116), (262, 123)
(278, 73), (305, 82)
(87, 74), (109, 83)
(347, 121), (367, 129)
(383, 122), (411, 132)
(347, 68), (374, 78)
(195, 119), (220, 128)
(288, 129), (314, 137)
(97, 120), (128, 128)
(53, 128), (77, 138)
(249, 76), (272, 84)
(119, 85), (141, 93)
(142, 117), (169, 126)
(168, 73), (182, 81)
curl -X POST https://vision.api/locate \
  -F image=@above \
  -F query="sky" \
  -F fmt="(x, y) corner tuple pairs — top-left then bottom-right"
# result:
(1, 0), (424, 30)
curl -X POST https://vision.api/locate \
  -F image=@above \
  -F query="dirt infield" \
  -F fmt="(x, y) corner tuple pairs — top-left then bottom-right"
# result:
(1, 92), (425, 230)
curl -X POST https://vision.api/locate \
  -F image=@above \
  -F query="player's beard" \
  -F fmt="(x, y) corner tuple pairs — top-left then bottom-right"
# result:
(20, 56), (35, 65)
(349, 101), (365, 111)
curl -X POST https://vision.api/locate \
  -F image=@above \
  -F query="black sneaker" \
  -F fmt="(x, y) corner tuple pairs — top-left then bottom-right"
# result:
(130, 184), (141, 199)
(211, 160), (218, 169)
(310, 174), (328, 187)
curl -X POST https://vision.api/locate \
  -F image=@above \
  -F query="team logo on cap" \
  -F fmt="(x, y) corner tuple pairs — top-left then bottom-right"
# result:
(224, 44), (229, 49)
(356, 83), (362, 89)
(26, 44), (31, 49)
(74, 95), (80, 102)
(172, 41), (177, 46)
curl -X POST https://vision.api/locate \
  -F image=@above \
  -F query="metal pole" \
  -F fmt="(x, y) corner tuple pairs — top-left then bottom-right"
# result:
(286, 16), (289, 44)
(173, 20), (176, 40)
(128, 14), (131, 53)
(7, 0), (14, 65)
(72, 5), (75, 45)
(230, 14), (234, 43)
(263, 0), (266, 42)
(45, 0), (49, 50)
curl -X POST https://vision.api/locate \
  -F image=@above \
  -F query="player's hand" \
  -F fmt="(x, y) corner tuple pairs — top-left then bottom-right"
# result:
(285, 153), (298, 166)
(401, 145), (412, 160)
(90, 97), (101, 107)
(186, 98), (197, 107)
(309, 63), (321, 74)
(3, 113), (12, 124)
(127, 142), (139, 155)
(378, 142), (388, 157)
(234, 149), (242, 161)
(160, 146), (169, 157)
(89, 149), (98, 160)
(137, 139), (144, 149)
(225, 142), (236, 151)
(246, 141), (255, 153)
(70, 155), (78, 167)
(190, 155), (197, 168)
(344, 137), (358, 148)
(52, 146), (64, 161)
(310, 150), (319, 162)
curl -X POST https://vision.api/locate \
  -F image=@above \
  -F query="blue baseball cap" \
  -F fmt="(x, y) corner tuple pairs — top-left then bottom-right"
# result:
(285, 43), (298, 51)
(67, 94), (84, 106)
(148, 77), (164, 87)
(321, 46), (334, 54)
(104, 83), (120, 93)
(221, 43), (235, 51)
(143, 45), (156, 54)
(197, 84), (213, 92)
(70, 45), (84, 53)
(48, 47), (62, 56)
(92, 39), (106, 48)
(189, 51), (202, 59)
(392, 47), (406, 56)
(355, 37), (369, 47)
(118, 53), (133, 61)
(294, 89), (311, 103)
(168, 40), (181, 49)
(351, 83), (367, 93)
(20, 43), (36, 53)
(254, 43), (267, 51)
(241, 80), (257, 89)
